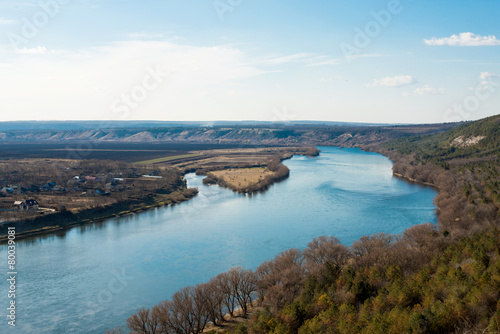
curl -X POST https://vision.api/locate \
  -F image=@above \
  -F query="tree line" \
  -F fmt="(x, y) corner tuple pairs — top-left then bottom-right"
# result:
(109, 225), (459, 333)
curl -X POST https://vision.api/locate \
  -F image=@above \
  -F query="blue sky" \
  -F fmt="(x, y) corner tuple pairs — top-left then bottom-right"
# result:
(0, 0), (499, 123)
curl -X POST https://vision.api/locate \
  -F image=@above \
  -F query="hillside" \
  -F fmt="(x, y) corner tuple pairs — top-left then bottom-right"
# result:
(0, 123), (456, 147)
(385, 114), (500, 168)
(382, 114), (500, 240)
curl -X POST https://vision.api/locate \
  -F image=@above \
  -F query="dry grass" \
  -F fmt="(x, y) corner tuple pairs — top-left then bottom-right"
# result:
(133, 153), (203, 165)
(209, 168), (274, 190)
(203, 304), (265, 333)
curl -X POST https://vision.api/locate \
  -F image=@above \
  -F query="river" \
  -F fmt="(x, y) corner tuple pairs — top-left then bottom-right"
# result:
(0, 147), (437, 333)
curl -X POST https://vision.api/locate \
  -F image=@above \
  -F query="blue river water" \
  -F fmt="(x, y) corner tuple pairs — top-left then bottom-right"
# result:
(0, 147), (437, 333)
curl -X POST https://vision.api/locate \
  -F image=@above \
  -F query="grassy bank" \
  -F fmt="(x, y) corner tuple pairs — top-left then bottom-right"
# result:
(196, 148), (318, 194)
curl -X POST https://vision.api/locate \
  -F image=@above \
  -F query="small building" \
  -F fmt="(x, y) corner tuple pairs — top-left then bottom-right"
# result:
(13, 199), (39, 210)
(25, 199), (39, 210)
(13, 201), (23, 209)
(1, 187), (14, 194)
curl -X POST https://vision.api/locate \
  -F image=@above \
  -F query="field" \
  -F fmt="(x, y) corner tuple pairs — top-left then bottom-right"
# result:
(209, 168), (275, 190)
(134, 153), (203, 165)
(0, 143), (243, 162)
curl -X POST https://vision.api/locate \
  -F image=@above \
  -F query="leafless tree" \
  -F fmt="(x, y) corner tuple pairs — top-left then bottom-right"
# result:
(303, 235), (350, 277)
(126, 307), (161, 334)
(256, 248), (305, 312)
(227, 267), (258, 315)
(351, 233), (396, 269)
(105, 326), (124, 334)
(200, 280), (226, 326)
(216, 272), (238, 318)
(164, 285), (209, 334)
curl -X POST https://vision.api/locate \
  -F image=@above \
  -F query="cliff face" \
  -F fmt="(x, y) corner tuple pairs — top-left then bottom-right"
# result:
(0, 123), (456, 146)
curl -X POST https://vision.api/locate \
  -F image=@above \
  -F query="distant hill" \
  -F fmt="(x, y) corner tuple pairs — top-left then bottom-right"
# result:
(0, 120), (393, 132)
(0, 121), (457, 146)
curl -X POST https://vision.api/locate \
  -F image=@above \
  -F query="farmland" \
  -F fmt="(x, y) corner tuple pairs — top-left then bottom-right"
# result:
(0, 143), (244, 162)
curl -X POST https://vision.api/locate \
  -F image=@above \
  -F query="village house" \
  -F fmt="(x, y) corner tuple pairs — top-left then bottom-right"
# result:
(1, 186), (14, 194)
(13, 199), (39, 211)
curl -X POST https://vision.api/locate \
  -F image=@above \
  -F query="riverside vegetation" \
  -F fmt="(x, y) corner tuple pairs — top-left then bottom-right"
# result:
(114, 115), (500, 334)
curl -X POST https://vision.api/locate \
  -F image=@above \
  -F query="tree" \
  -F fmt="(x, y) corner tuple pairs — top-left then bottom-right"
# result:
(127, 308), (160, 334)
(227, 267), (258, 315)
(256, 248), (305, 312)
(169, 286), (209, 334)
(351, 233), (395, 269)
(200, 279), (226, 326)
(303, 236), (349, 277)
(217, 272), (238, 318)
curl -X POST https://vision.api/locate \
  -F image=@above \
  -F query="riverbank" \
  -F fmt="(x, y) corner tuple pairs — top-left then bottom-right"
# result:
(393, 172), (440, 190)
(0, 188), (198, 243)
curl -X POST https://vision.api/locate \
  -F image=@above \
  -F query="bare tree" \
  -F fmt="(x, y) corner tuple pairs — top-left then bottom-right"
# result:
(394, 223), (447, 273)
(216, 272), (238, 318)
(154, 301), (177, 334)
(200, 280), (226, 326)
(239, 269), (258, 310)
(126, 308), (160, 334)
(303, 236), (350, 277)
(256, 248), (305, 312)
(158, 286), (209, 334)
(227, 267), (257, 315)
(105, 326), (124, 334)
(351, 233), (396, 269)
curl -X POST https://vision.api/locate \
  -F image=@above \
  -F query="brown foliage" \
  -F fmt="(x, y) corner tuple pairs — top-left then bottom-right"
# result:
(303, 236), (349, 277)
(256, 248), (305, 312)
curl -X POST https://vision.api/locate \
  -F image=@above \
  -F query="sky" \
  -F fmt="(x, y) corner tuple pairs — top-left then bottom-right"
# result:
(0, 0), (499, 124)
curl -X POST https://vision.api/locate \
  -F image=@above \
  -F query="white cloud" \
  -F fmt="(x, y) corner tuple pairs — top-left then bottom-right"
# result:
(128, 32), (167, 39)
(480, 72), (498, 81)
(0, 17), (16, 24)
(414, 85), (444, 95)
(372, 75), (417, 87)
(262, 53), (341, 66)
(479, 72), (498, 91)
(0, 40), (269, 121)
(15, 46), (47, 54)
(350, 53), (383, 60)
(424, 32), (500, 46)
